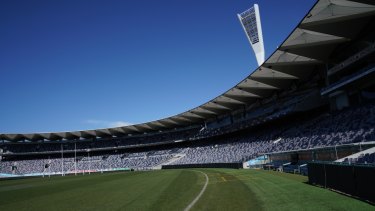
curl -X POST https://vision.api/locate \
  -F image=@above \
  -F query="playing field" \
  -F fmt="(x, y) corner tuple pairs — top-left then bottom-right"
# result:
(0, 169), (373, 211)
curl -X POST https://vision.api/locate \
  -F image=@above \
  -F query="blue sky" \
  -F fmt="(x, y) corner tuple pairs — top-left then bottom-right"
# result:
(0, 0), (315, 133)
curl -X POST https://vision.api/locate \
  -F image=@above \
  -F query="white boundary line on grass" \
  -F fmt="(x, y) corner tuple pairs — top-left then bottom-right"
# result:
(184, 170), (209, 211)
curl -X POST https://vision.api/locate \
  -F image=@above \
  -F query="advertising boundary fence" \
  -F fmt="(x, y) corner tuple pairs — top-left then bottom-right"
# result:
(162, 163), (243, 169)
(308, 162), (375, 203)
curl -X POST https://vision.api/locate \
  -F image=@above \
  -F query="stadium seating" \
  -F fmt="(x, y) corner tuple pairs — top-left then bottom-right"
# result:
(170, 103), (375, 165)
(0, 149), (176, 175)
(1, 102), (374, 175)
(343, 153), (375, 165)
(0, 127), (200, 154)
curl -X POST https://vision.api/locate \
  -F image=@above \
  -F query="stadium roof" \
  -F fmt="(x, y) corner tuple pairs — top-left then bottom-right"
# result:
(2, 0), (375, 142)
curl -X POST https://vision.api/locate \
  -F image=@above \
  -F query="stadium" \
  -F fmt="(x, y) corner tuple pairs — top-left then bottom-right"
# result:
(1, 0), (375, 210)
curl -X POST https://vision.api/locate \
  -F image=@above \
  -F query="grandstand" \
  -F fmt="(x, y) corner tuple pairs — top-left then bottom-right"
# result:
(1, 0), (375, 208)
(1, 0), (375, 174)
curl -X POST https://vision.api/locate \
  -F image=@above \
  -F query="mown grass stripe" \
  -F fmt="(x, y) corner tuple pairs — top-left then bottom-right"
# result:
(0, 169), (373, 211)
(184, 171), (209, 211)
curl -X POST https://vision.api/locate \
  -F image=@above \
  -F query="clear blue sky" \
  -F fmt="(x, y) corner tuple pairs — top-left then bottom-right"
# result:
(0, 0), (315, 133)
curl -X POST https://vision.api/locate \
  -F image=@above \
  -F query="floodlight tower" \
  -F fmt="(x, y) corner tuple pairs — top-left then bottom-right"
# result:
(238, 4), (265, 66)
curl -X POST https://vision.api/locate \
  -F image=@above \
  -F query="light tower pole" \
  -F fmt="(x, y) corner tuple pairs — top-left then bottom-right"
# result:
(238, 4), (265, 66)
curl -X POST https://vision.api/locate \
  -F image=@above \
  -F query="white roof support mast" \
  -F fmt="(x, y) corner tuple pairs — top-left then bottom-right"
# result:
(238, 4), (265, 66)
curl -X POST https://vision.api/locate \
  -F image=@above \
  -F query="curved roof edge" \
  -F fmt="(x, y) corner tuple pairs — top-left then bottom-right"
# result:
(2, 0), (375, 142)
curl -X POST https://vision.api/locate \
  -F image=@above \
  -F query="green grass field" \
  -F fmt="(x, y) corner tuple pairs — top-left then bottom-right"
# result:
(0, 169), (373, 211)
